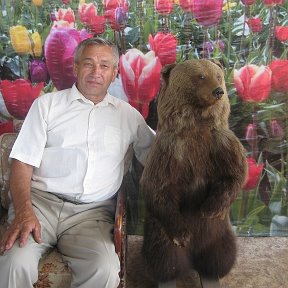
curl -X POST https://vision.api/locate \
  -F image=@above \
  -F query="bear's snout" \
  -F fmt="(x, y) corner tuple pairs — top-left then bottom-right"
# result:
(212, 87), (224, 100)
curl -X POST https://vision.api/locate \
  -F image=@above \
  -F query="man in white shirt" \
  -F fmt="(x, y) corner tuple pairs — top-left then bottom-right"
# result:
(0, 37), (155, 288)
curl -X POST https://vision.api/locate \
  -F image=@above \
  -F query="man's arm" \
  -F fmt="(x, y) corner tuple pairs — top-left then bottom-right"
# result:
(0, 159), (42, 254)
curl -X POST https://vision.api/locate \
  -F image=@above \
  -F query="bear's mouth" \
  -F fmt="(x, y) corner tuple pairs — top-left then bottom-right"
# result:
(212, 87), (224, 100)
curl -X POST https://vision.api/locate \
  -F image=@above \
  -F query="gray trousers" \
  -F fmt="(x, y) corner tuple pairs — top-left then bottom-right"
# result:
(0, 189), (120, 288)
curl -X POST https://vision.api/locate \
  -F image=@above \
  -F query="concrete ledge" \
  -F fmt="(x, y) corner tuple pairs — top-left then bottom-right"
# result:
(127, 235), (288, 288)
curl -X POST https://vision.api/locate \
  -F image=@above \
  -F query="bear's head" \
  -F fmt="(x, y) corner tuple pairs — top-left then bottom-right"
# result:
(157, 59), (230, 131)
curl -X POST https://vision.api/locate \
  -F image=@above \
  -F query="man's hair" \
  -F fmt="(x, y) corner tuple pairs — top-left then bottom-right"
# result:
(74, 37), (119, 67)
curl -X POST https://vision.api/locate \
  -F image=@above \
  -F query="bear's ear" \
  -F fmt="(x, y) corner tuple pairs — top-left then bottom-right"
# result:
(208, 59), (224, 71)
(161, 63), (177, 86)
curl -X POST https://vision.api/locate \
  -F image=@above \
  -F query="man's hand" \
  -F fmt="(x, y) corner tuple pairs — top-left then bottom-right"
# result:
(0, 208), (41, 255)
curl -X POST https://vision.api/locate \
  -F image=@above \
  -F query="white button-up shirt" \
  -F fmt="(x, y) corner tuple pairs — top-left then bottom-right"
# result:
(10, 84), (155, 202)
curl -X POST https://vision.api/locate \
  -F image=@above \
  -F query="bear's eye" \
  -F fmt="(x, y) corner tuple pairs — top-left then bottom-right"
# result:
(199, 75), (205, 80)
(217, 74), (222, 82)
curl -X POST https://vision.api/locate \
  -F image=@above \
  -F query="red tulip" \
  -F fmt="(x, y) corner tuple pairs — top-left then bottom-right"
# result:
(119, 49), (162, 119)
(0, 79), (44, 120)
(0, 121), (14, 136)
(275, 26), (288, 42)
(269, 60), (288, 93)
(148, 32), (177, 66)
(154, 0), (174, 15)
(78, 3), (106, 35)
(241, 0), (256, 5)
(44, 27), (92, 90)
(62, 0), (70, 4)
(192, 0), (224, 27)
(243, 157), (264, 191)
(247, 17), (262, 33)
(234, 64), (272, 103)
(179, 0), (193, 12)
(263, 0), (284, 6)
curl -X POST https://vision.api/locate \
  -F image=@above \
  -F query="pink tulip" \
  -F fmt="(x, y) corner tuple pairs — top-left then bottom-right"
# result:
(233, 64), (272, 103)
(154, 0), (174, 15)
(0, 79), (44, 119)
(245, 123), (257, 148)
(270, 120), (284, 138)
(263, 0), (284, 6)
(179, 0), (193, 12)
(192, 0), (224, 27)
(44, 27), (92, 90)
(148, 32), (177, 66)
(104, 0), (128, 31)
(119, 49), (162, 119)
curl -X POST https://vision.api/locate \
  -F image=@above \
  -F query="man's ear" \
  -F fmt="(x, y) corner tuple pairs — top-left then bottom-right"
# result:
(73, 62), (78, 77)
(112, 67), (118, 82)
(161, 63), (176, 88)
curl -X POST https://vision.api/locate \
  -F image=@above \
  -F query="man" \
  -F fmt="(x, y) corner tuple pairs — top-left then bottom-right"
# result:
(0, 37), (155, 288)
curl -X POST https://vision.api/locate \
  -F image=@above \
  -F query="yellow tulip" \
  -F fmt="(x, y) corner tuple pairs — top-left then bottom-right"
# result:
(32, 0), (43, 6)
(10, 25), (31, 55)
(30, 32), (42, 57)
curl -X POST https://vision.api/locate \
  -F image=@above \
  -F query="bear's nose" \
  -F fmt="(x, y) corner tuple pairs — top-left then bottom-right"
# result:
(212, 87), (224, 100)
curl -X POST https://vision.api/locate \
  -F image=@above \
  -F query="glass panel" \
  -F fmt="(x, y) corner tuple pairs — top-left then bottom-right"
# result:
(0, 0), (287, 236)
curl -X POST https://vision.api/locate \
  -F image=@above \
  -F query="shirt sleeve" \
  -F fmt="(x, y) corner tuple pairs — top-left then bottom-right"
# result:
(9, 96), (48, 168)
(132, 109), (156, 166)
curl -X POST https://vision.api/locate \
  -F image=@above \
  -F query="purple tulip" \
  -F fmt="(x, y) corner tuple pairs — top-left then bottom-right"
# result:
(29, 59), (49, 83)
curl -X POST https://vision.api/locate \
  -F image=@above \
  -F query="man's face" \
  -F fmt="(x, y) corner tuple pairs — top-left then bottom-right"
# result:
(73, 45), (118, 103)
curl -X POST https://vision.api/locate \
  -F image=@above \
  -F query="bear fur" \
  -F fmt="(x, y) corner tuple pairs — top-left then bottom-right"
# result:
(140, 59), (248, 283)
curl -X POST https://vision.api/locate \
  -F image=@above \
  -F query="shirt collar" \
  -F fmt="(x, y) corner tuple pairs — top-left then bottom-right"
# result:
(69, 84), (117, 108)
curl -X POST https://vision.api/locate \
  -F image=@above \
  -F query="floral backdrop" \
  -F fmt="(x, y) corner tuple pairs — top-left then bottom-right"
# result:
(0, 0), (288, 236)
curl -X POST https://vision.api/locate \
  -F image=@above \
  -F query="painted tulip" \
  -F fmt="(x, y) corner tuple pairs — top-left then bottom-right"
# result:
(104, 0), (129, 11)
(179, 0), (193, 12)
(245, 123), (257, 147)
(148, 32), (177, 66)
(119, 49), (162, 119)
(31, 32), (42, 57)
(29, 59), (49, 83)
(44, 27), (92, 90)
(0, 79), (44, 119)
(115, 7), (128, 26)
(56, 8), (75, 24)
(269, 60), (288, 93)
(10, 25), (31, 55)
(242, 157), (264, 191)
(270, 120), (284, 138)
(275, 26), (288, 42)
(247, 17), (262, 33)
(154, 0), (174, 15)
(263, 0), (284, 6)
(78, 3), (106, 35)
(0, 121), (14, 136)
(32, 0), (43, 6)
(233, 64), (272, 103)
(104, 0), (128, 31)
(192, 0), (224, 27)
(241, 0), (256, 5)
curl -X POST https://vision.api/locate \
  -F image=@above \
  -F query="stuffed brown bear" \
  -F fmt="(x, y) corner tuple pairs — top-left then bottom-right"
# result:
(140, 59), (248, 283)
